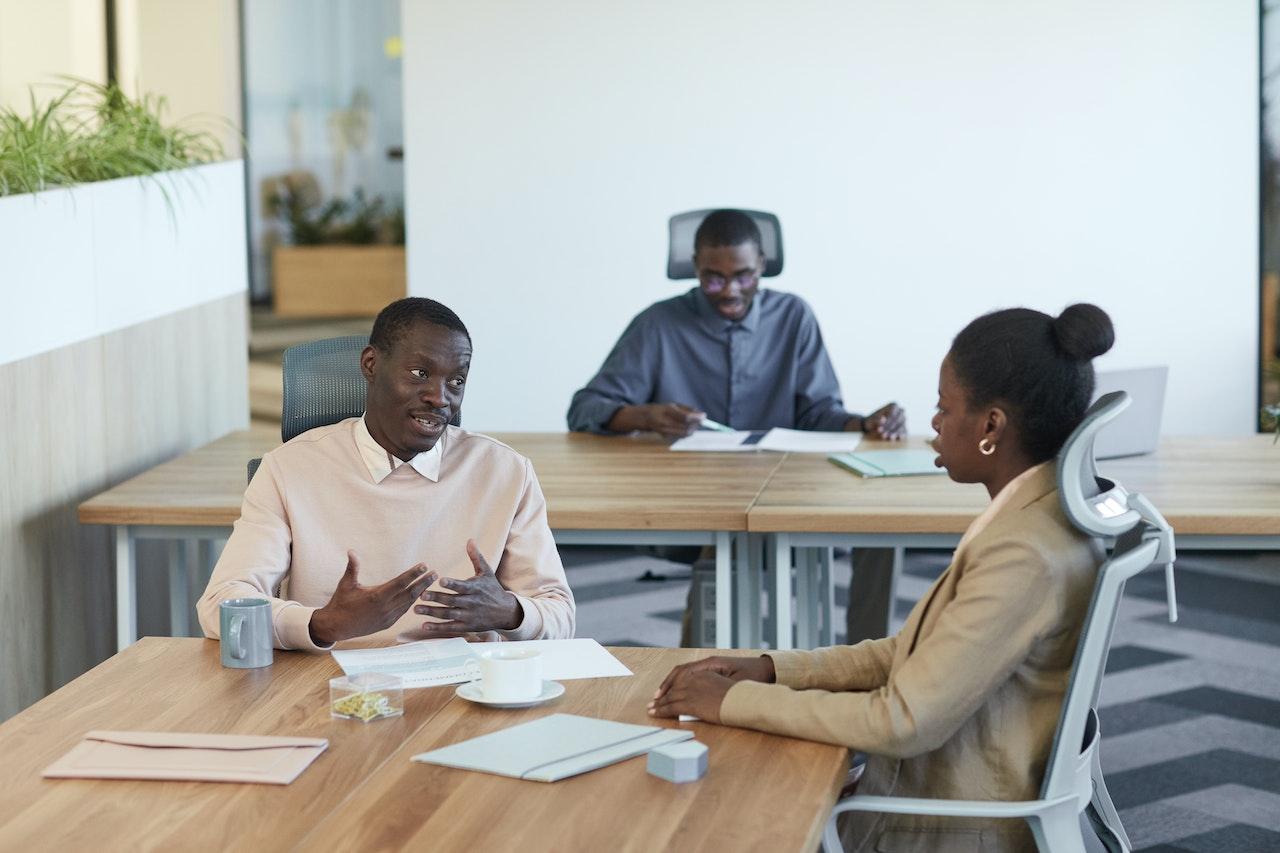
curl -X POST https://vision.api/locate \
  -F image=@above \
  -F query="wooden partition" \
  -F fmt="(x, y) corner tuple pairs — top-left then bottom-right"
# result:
(0, 294), (248, 720)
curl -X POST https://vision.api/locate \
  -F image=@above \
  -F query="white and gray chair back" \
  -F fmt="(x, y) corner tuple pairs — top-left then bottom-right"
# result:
(666, 209), (784, 280)
(822, 391), (1178, 853)
(281, 335), (373, 443)
(1041, 391), (1177, 848)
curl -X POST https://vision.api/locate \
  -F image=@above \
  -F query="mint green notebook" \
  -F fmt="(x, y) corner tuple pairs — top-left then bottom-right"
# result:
(829, 450), (945, 478)
(411, 713), (692, 782)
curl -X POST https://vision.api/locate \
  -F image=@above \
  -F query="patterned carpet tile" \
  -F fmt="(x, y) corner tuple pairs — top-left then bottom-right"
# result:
(1161, 784), (1280, 832)
(1105, 750), (1280, 808)
(1102, 715), (1280, 774)
(1105, 645), (1188, 674)
(1154, 686), (1280, 729)
(1127, 565), (1280, 623)
(1099, 699), (1201, 738)
(1138, 823), (1280, 852)
(1117, 801), (1235, 849)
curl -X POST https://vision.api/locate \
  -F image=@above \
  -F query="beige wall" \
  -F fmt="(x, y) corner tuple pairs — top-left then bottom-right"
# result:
(121, 0), (243, 155)
(0, 294), (248, 720)
(0, 0), (241, 155)
(0, 0), (106, 109)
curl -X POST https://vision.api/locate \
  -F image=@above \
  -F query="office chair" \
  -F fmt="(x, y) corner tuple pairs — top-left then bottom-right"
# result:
(822, 392), (1178, 853)
(666, 209), (784, 280)
(247, 335), (462, 483)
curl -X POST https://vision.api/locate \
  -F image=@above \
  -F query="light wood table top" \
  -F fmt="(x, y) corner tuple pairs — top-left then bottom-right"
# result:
(0, 637), (454, 851)
(0, 639), (846, 852)
(498, 432), (784, 531)
(295, 645), (846, 853)
(78, 427), (278, 527)
(77, 429), (786, 532)
(747, 435), (1280, 536)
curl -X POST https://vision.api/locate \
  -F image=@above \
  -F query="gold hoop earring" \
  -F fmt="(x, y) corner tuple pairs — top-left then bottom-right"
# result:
(979, 438), (996, 456)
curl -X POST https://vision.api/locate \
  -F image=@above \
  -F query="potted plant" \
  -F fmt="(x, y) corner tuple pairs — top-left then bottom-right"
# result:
(266, 171), (406, 317)
(0, 80), (245, 365)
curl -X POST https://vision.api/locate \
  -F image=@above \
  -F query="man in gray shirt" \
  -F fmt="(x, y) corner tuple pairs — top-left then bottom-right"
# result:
(568, 210), (904, 437)
(566, 209), (903, 643)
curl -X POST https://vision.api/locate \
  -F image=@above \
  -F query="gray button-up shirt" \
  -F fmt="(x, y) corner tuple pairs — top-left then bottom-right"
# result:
(567, 288), (855, 433)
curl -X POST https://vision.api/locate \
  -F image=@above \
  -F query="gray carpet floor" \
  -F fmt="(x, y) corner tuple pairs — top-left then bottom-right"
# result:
(562, 546), (1280, 852)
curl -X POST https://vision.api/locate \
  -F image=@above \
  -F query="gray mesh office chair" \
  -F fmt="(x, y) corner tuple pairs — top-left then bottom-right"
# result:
(247, 335), (461, 483)
(666, 209), (784, 279)
(823, 392), (1178, 853)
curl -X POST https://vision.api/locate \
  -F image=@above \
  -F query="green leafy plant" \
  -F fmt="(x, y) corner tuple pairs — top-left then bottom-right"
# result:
(1262, 360), (1280, 443)
(268, 175), (403, 246)
(0, 79), (224, 197)
(1263, 404), (1280, 444)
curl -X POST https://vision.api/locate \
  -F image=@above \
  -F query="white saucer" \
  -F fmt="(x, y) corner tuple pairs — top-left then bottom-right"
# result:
(455, 680), (565, 708)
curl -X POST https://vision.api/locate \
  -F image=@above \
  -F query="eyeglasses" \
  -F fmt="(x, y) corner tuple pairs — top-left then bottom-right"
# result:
(699, 271), (760, 293)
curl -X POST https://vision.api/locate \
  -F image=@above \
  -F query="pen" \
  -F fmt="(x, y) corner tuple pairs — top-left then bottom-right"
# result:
(700, 417), (734, 433)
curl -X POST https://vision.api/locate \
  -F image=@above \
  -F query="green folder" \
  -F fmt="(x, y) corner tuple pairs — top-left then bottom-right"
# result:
(829, 449), (945, 478)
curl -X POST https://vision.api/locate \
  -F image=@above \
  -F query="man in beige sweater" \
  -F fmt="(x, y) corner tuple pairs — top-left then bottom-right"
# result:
(197, 298), (575, 650)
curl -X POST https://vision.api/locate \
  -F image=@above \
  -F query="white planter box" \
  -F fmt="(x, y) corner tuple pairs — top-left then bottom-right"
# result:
(0, 160), (248, 367)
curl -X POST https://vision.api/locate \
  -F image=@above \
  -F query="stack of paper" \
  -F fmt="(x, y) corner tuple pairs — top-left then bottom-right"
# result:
(829, 449), (944, 478)
(669, 431), (765, 452)
(670, 427), (862, 454)
(756, 428), (862, 453)
(331, 638), (632, 689)
(332, 638), (476, 688)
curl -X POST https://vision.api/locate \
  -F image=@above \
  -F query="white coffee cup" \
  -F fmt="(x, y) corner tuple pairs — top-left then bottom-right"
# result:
(473, 648), (543, 702)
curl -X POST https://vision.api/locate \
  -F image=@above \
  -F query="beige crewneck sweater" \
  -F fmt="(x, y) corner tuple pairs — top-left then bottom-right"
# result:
(197, 418), (575, 650)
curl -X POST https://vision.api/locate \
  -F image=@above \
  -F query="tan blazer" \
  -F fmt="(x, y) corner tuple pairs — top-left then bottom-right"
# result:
(720, 463), (1102, 853)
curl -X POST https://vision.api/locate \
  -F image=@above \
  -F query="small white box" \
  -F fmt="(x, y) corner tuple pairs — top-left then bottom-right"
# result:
(647, 739), (708, 783)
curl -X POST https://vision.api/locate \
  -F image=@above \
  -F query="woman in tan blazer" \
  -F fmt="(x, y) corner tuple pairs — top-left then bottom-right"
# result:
(650, 303), (1116, 852)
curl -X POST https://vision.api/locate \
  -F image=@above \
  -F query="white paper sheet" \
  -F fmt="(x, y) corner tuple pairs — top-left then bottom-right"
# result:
(669, 430), (761, 452)
(331, 638), (476, 689)
(332, 638), (632, 689)
(474, 639), (633, 680)
(754, 428), (863, 453)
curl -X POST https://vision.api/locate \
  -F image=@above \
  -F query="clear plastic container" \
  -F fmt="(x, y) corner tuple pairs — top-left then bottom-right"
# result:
(329, 673), (404, 722)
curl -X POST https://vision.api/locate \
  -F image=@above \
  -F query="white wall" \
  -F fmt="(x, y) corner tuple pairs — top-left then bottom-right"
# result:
(403, 0), (1258, 435)
(0, 161), (248, 366)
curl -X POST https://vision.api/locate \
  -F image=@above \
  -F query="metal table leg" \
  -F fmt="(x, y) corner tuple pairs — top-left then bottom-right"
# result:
(115, 525), (137, 652)
(820, 547), (835, 647)
(714, 531), (732, 648)
(168, 540), (192, 637)
(772, 533), (793, 650)
(796, 547), (813, 649)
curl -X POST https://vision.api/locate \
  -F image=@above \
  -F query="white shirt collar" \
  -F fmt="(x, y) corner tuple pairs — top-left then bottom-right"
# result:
(354, 414), (443, 483)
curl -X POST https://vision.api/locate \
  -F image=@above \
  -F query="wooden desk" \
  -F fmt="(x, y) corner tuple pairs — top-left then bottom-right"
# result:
(748, 436), (1280, 538)
(78, 430), (786, 651)
(749, 436), (1280, 647)
(297, 645), (845, 852)
(0, 639), (846, 852)
(77, 429), (785, 534)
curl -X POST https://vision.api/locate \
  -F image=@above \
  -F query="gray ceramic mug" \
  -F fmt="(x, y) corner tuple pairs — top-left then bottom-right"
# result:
(220, 598), (273, 669)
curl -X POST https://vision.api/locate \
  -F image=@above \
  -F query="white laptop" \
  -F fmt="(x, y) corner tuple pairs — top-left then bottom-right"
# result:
(1090, 367), (1168, 459)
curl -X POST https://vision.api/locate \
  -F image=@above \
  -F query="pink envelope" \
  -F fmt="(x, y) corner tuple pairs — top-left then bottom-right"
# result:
(43, 731), (329, 785)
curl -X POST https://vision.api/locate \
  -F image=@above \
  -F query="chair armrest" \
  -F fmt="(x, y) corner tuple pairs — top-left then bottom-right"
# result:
(830, 793), (1075, 820)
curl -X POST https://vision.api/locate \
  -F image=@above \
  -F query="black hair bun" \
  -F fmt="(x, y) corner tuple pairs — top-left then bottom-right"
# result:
(1051, 303), (1114, 361)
